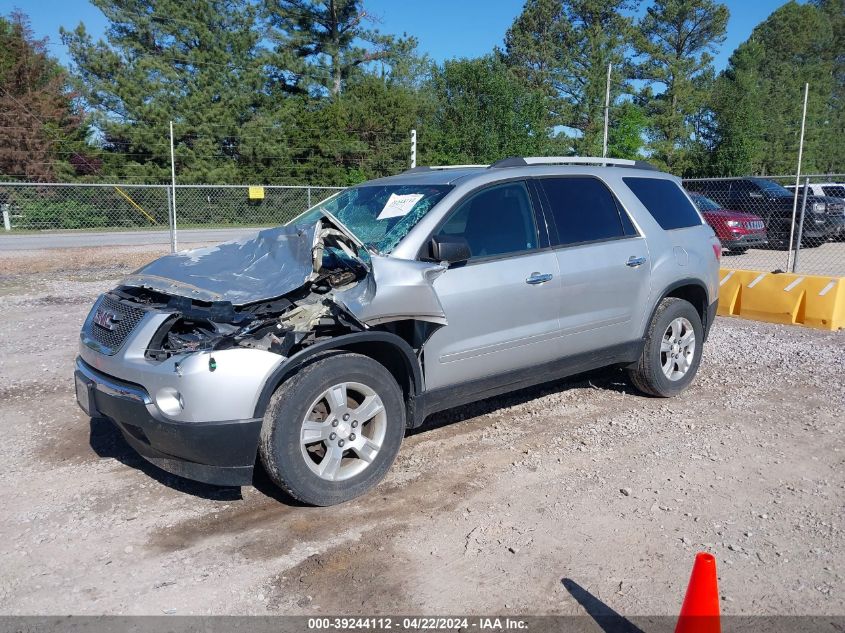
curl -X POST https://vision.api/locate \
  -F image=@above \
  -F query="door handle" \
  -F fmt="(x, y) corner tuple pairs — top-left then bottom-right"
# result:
(526, 272), (553, 285)
(626, 256), (647, 268)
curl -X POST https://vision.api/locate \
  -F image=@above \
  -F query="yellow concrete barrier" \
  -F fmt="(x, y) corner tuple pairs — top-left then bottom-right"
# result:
(718, 268), (844, 331)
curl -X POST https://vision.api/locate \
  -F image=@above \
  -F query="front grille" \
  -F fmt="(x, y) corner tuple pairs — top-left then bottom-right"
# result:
(743, 220), (765, 230)
(83, 294), (147, 355)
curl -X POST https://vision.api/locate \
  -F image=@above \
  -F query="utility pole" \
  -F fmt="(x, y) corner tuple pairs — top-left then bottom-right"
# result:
(786, 83), (809, 273)
(169, 120), (178, 253)
(602, 63), (612, 159)
(410, 129), (417, 169)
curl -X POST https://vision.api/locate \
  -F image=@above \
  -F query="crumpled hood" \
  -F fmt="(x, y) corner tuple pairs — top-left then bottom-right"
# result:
(122, 223), (319, 305)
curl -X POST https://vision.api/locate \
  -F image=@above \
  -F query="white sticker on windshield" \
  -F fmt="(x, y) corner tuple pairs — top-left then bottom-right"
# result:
(377, 193), (425, 220)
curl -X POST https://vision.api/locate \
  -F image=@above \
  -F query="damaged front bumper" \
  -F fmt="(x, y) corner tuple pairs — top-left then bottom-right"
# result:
(75, 357), (261, 486)
(74, 216), (450, 486)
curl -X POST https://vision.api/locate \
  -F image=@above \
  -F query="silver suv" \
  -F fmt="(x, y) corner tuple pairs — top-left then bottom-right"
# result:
(75, 157), (721, 506)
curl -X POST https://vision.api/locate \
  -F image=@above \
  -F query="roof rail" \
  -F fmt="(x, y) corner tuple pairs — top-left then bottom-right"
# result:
(403, 164), (488, 173)
(490, 156), (658, 171)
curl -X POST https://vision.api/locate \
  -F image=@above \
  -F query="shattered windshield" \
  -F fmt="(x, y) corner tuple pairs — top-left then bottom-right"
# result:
(292, 184), (452, 253)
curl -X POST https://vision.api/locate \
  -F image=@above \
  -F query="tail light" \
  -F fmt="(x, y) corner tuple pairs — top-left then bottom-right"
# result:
(712, 242), (721, 261)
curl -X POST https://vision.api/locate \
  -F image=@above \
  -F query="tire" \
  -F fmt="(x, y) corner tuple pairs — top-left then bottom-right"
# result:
(259, 352), (406, 506)
(727, 247), (748, 255)
(628, 297), (704, 398)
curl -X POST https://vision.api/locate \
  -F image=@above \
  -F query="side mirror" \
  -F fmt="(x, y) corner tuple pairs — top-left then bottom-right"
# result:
(430, 235), (471, 263)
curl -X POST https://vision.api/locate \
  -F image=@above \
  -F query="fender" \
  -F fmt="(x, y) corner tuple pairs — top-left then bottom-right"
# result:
(642, 277), (713, 340)
(253, 330), (423, 418)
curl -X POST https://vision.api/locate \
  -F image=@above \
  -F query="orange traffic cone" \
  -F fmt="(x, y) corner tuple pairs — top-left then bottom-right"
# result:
(675, 552), (721, 633)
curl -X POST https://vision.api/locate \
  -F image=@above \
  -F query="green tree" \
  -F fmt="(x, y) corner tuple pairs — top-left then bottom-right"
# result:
(504, 0), (639, 155)
(607, 101), (648, 159)
(250, 76), (427, 185)
(62, 0), (266, 183)
(264, 0), (417, 97)
(711, 1), (837, 175)
(708, 41), (764, 175)
(811, 0), (844, 172)
(634, 0), (728, 173)
(0, 11), (81, 181)
(421, 56), (551, 165)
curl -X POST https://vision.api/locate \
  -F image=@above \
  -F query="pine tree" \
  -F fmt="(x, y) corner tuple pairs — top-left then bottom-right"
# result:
(264, 0), (417, 97)
(0, 11), (80, 181)
(503, 0), (639, 155)
(634, 0), (728, 173)
(711, 1), (837, 175)
(61, 0), (266, 183)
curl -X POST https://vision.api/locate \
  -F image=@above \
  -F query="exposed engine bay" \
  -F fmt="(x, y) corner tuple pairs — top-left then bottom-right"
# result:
(109, 217), (448, 362)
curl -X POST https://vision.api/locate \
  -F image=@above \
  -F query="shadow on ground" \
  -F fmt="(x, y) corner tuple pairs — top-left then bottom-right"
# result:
(88, 416), (242, 501)
(410, 366), (637, 437)
(87, 367), (638, 504)
(562, 578), (645, 633)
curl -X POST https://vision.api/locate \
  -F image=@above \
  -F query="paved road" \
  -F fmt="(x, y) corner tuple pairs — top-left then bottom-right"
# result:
(0, 227), (263, 250)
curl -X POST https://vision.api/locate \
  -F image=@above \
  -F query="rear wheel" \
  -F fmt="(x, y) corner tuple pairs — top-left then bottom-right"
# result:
(628, 297), (703, 397)
(259, 352), (406, 506)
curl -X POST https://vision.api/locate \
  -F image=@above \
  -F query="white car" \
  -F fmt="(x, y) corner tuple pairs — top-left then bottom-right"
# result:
(785, 182), (845, 200)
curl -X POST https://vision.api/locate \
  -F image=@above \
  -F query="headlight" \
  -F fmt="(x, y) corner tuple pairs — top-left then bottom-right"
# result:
(812, 202), (826, 213)
(725, 220), (741, 227)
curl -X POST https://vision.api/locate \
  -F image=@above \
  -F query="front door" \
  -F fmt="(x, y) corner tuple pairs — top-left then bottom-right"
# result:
(422, 181), (562, 390)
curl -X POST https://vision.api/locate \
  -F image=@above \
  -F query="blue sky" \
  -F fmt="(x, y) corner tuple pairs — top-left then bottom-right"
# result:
(4, 0), (791, 72)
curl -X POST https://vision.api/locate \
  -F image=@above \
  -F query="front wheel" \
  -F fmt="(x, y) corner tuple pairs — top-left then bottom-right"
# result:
(628, 297), (704, 397)
(259, 352), (406, 506)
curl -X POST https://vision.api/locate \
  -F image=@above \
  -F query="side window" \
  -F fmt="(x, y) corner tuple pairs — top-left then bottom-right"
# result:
(623, 177), (703, 230)
(540, 177), (630, 246)
(436, 182), (537, 259)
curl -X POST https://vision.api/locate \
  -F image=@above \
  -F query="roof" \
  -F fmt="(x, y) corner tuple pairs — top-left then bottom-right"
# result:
(364, 156), (664, 187)
(364, 167), (487, 187)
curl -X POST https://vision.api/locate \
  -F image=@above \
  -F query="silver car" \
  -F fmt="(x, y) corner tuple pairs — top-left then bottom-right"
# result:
(75, 157), (721, 506)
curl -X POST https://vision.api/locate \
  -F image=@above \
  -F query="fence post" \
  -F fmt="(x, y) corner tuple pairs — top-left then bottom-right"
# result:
(410, 129), (417, 169)
(307, 186), (312, 210)
(169, 120), (178, 253)
(2, 204), (10, 231)
(792, 176), (810, 273)
(786, 82), (809, 272)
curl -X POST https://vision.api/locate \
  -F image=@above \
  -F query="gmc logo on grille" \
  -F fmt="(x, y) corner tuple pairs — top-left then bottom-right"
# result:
(92, 308), (122, 331)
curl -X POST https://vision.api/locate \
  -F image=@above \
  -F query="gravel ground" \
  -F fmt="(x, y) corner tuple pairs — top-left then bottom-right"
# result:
(0, 246), (842, 616)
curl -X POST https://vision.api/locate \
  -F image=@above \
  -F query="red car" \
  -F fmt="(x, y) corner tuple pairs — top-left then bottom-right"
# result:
(687, 192), (767, 254)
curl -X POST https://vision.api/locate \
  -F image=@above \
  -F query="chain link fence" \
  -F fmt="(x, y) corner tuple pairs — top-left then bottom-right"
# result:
(683, 174), (845, 277)
(2, 176), (845, 277)
(0, 182), (343, 234)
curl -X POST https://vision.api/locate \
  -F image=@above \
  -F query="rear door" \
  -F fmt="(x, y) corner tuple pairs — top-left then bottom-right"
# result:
(422, 180), (563, 390)
(537, 176), (651, 356)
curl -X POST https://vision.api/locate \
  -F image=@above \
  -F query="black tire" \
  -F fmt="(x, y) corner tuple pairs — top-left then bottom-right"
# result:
(259, 352), (406, 506)
(727, 247), (748, 255)
(627, 297), (704, 398)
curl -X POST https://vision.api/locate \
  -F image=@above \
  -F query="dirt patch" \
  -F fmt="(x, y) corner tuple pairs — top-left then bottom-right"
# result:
(0, 246), (168, 276)
(267, 525), (411, 611)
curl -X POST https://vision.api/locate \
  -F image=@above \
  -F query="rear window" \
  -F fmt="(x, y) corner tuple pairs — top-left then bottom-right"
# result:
(539, 177), (636, 247)
(623, 178), (702, 230)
